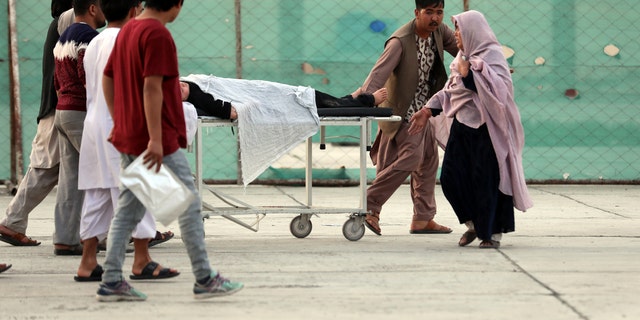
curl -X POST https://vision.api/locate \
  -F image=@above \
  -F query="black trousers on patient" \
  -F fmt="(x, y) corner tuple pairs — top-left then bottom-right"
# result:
(440, 118), (515, 241)
(314, 90), (375, 109)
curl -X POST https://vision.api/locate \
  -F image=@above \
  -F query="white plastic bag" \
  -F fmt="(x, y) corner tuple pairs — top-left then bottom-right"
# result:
(120, 152), (194, 226)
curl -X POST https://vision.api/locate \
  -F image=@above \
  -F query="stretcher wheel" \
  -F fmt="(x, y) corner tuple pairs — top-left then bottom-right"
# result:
(290, 215), (312, 238)
(342, 217), (365, 241)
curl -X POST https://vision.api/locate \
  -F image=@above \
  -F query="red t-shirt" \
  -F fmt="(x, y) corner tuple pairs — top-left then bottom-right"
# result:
(104, 18), (186, 156)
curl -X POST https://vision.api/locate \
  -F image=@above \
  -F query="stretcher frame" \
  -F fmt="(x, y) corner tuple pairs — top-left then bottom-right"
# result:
(194, 115), (401, 241)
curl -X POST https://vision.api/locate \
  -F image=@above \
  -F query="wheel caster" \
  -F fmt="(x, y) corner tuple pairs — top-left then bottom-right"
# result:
(290, 215), (312, 238)
(342, 217), (365, 241)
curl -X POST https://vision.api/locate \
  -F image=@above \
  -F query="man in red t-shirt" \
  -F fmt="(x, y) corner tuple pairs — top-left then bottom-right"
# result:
(97, 0), (243, 302)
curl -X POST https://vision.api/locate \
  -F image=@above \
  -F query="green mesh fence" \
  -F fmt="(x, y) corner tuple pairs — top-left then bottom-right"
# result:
(2, 0), (639, 185)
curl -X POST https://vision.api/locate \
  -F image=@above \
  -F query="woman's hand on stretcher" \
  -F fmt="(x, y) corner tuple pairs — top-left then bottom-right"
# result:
(408, 107), (432, 135)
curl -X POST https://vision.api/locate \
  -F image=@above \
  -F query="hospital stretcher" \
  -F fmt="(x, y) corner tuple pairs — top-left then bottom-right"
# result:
(194, 109), (400, 241)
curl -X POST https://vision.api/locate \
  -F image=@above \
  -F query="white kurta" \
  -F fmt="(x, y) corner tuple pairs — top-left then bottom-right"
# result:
(78, 28), (120, 190)
(79, 29), (199, 191)
(78, 27), (164, 240)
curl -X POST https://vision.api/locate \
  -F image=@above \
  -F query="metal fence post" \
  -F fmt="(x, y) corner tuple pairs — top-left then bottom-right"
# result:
(7, 0), (24, 186)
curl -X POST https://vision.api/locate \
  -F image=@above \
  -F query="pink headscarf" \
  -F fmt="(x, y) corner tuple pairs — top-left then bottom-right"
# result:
(428, 10), (533, 211)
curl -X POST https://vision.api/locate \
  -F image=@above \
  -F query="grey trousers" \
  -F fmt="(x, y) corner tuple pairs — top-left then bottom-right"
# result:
(103, 150), (213, 283)
(53, 110), (86, 246)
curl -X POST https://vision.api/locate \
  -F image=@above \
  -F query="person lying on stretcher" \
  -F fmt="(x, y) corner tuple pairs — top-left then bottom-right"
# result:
(179, 81), (387, 120)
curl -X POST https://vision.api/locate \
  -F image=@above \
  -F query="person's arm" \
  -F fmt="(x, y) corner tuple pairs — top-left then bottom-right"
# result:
(360, 38), (402, 93)
(77, 49), (87, 87)
(457, 55), (477, 92)
(408, 91), (445, 135)
(458, 54), (470, 78)
(142, 75), (164, 172)
(461, 70), (477, 92)
(54, 70), (60, 96)
(103, 75), (115, 118)
(407, 107), (432, 135)
(103, 74), (118, 145)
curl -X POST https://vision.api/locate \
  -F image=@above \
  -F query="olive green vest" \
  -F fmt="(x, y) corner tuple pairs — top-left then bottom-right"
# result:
(378, 20), (453, 138)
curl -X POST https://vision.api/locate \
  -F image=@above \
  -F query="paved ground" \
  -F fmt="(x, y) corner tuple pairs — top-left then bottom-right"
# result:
(0, 184), (638, 320)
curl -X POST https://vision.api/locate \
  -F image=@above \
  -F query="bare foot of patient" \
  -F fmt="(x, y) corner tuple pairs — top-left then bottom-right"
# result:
(351, 87), (363, 98)
(351, 87), (387, 106)
(373, 88), (387, 105)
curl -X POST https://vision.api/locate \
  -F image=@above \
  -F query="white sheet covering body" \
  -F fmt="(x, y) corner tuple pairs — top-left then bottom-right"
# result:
(182, 102), (198, 145)
(181, 74), (320, 186)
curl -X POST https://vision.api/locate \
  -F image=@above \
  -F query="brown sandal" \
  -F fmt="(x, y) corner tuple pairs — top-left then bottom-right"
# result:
(364, 212), (381, 236)
(0, 263), (12, 274)
(410, 220), (453, 234)
(0, 231), (41, 246)
(458, 230), (477, 247)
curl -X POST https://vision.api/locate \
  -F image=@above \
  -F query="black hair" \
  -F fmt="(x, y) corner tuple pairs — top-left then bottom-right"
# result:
(101, 0), (140, 22)
(51, 0), (73, 18)
(145, 0), (184, 12)
(415, 0), (444, 9)
(73, 0), (100, 16)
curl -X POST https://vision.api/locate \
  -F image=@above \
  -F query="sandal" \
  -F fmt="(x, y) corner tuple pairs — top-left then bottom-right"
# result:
(479, 240), (500, 249)
(364, 212), (381, 236)
(0, 228), (41, 246)
(97, 239), (134, 253)
(458, 230), (477, 247)
(0, 263), (11, 274)
(410, 220), (453, 234)
(74, 265), (103, 282)
(148, 230), (174, 248)
(130, 261), (180, 280)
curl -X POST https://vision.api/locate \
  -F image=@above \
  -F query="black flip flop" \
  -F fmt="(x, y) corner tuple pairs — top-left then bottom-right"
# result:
(74, 265), (103, 282)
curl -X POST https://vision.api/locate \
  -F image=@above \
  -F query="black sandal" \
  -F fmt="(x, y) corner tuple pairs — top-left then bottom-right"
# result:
(148, 231), (174, 248)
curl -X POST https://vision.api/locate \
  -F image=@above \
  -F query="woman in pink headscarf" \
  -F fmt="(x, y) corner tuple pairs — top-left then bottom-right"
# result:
(408, 10), (533, 248)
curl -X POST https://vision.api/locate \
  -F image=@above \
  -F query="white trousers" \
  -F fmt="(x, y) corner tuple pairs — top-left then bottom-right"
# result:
(80, 188), (155, 241)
